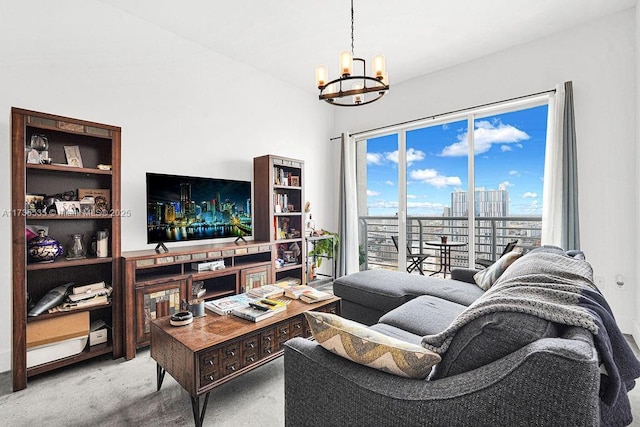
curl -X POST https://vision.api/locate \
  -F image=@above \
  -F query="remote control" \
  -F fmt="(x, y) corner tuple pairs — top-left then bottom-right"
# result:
(249, 302), (270, 311)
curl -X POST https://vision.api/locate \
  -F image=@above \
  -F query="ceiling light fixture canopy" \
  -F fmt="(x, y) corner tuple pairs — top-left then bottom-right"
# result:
(315, 0), (389, 106)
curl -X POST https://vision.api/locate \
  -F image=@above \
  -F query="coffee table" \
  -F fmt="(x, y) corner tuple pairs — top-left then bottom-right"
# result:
(150, 296), (341, 427)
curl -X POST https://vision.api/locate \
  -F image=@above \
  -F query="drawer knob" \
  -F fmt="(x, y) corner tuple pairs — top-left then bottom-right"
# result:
(227, 350), (235, 356)
(247, 342), (255, 348)
(207, 360), (214, 366)
(227, 365), (236, 372)
(208, 375), (214, 381)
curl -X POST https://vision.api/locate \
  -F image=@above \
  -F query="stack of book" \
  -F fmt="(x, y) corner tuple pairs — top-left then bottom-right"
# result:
(231, 305), (275, 323)
(204, 293), (254, 315)
(247, 284), (285, 299)
(299, 288), (333, 304)
(56, 281), (112, 311)
(282, 285), (314, 300)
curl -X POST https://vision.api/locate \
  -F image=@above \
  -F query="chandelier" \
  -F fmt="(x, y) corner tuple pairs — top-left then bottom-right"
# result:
(315, 0), (389, 106)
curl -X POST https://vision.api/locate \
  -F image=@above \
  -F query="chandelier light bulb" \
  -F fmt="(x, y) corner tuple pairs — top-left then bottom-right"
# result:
(315, 65), (328, 88)
(340, 51), (353, 76)
(353, 83), (363, 104)
(372, 55), (386, 78)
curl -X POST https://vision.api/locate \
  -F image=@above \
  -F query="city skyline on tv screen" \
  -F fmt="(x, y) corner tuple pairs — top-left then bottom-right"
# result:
(146, 172), (252, 244)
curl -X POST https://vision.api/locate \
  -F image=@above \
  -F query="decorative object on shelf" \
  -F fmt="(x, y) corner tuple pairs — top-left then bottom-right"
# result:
(63, 145), (83, 167)
(27, 283), (71, 317)
(440, 235), (448, 244)
(25, 194), (45, 214)
(29, 134), (50, 164)
(307, 231), (340, 267)
(27, 229), (63, 263)
(66, 233), (87, 260)
(315, 0), (389, 106)
(96, 230), (109, 258)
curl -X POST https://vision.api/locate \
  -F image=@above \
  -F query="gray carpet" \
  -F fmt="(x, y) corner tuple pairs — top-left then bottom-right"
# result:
(1, 336), (639, 426)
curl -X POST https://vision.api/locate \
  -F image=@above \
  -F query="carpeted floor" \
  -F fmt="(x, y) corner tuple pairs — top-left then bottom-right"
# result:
(1, 335), (639, 426)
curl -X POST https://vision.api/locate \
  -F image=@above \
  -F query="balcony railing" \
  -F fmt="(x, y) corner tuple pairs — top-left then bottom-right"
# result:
(359, 215), (542, 273)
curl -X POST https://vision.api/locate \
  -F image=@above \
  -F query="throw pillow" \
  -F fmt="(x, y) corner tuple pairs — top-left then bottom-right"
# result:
(304, 311), (441, 379)
(473, 250), (523, 291)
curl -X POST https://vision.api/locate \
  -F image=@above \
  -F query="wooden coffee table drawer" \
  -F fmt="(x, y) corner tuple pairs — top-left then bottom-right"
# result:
(261, 328), (276, 358)
(241, 334), (260, 367)
(221, 341), (240, 377)
(199, 349), (220, 387)
(290, 316), (304, 339)
(276, 321), (290, 351)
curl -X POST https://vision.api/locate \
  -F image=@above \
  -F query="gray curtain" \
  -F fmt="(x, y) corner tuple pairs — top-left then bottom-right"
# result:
(561, 81), (580, 250)
(337, 132), (359, 277)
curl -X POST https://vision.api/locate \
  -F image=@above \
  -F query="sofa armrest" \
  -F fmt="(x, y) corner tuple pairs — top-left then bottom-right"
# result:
(284, 334), (599, 426)
(450, 267), (480, 284)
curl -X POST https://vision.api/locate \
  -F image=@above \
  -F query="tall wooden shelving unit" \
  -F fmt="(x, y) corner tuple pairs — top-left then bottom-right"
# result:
(253, 155), (306, 284)
(11, 108), (121, 391)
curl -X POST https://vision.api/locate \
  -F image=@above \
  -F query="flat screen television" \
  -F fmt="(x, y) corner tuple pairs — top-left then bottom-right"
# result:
(146, 172), (252, 249)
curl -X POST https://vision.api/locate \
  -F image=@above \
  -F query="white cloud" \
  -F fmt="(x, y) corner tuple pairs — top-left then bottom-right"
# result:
(500, 145), (512, 152)
(522, 192), (538, 199)
(509, 170), (520, 176)
(440, 119), (530, 157)
(407, 194), (417, 199)
(386, 148), (425, 166)
(499, 181), (513, 190)
(368, 200), (398, 209)
(410, 168), (462, 188)
(385, 180), (394, 186)
(367, 152), (383, 165)
(367, 189), (380, 197)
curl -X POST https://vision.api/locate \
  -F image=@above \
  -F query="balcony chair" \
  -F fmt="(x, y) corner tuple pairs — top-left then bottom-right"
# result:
(391, 236), (430, 275)
(476, 239), (518, 268)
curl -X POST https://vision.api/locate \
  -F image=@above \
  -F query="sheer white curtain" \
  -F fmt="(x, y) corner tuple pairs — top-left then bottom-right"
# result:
(338, 132), (359, 276)
(542, 83), (564, 246)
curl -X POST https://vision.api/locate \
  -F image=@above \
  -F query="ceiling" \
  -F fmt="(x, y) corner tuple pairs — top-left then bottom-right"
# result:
(97, 0), (635, 94)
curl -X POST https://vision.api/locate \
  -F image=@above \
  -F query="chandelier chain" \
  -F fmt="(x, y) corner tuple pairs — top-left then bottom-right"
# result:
(350, 0), (355, 56)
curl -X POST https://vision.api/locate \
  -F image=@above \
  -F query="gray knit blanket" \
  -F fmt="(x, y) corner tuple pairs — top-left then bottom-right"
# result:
(422, 246), (640, 426)
(422, 248), (598, 354)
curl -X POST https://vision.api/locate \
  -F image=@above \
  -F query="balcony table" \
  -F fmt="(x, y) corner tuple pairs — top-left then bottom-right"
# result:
(425, 240), (467, 278)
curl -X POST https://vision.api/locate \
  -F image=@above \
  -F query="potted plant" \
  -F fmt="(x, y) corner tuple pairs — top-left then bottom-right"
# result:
(308, 231), (340, 268)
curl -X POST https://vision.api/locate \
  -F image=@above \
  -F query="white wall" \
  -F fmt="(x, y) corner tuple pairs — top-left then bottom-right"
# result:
(334, 9), (638, 332)
(635, 2), (640, 345)
(0, 1), (334, 373)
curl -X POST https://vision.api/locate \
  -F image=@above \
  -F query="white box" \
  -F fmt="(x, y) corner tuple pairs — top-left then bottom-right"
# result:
(89, 329), (108, 346)
(191, 260), (224, 272)
(27, 335), (88, 368)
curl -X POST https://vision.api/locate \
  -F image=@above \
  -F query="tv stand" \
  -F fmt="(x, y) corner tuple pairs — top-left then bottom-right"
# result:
(234, 235), (247, 245)
(154, 242), (169, 253)
(121, 240), (275, 359)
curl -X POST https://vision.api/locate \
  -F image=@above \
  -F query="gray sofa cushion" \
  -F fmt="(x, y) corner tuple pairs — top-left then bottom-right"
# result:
(378, 295), (467, 337)
(333, 269), (484, 315)
(429, 311), (560, 379)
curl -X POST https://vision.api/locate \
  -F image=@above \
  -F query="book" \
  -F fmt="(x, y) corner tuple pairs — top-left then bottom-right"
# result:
(275, 277), (301, 287)
(68, 281), (111, 302)
(247, 284), (285, 299)
(256, 298), (288, 314)
(299, 288), (333, 304)
(231, 305), (275, 322)
(283, 285), (314, 300)
(204, 293), (254, 315)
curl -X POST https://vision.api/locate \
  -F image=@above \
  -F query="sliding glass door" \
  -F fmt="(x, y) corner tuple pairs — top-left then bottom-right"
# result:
(356, 98), (548, 273)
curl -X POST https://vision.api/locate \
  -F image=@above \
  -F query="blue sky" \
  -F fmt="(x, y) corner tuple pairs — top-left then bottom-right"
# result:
(365, 105), (548, 216)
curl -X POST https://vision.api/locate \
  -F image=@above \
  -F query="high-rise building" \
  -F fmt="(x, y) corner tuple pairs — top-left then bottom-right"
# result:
(451, 186), (509, 217)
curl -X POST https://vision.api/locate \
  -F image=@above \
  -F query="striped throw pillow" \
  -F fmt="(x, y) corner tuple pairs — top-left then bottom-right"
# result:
(473, 250), (523, 291)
